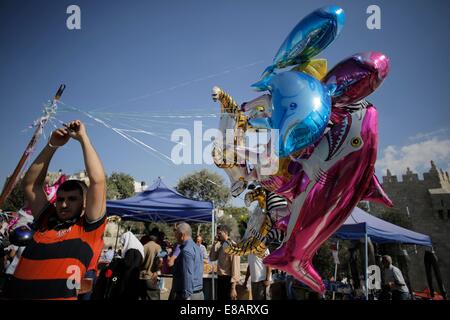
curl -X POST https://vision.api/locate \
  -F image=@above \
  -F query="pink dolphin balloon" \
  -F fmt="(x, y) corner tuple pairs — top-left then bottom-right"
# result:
(264, 101), (392, 294)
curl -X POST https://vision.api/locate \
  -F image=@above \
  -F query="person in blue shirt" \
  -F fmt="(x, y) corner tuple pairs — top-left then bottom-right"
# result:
(172, 222), (204, 300)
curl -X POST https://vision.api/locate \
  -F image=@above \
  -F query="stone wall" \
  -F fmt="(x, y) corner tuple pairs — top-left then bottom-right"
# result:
(371, 161), (450, 292)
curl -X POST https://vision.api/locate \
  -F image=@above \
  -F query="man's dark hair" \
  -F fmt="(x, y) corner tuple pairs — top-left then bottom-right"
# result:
(57, 180), (87, 198)
(217, 224), (230, 235)
(149, 234), (158, 242)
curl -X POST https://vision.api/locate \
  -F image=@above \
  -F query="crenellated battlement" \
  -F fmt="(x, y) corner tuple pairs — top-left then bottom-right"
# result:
(382, 160), (450, 190)
(373, 160), (450, 293)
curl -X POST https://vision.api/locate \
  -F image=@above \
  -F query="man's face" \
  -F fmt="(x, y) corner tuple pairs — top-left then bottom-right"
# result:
(55, 189), (84, 221)
(196, 236), (202, 244)
(382, 258), (390, 268)
(175, 230), (184, 244)
(217, 229), (228, 241)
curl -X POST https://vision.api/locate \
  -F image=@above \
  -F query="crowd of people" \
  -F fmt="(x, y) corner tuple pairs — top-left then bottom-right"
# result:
(0, 120), (415, 300)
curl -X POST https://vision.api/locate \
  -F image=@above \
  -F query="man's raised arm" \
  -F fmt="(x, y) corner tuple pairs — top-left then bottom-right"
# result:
(68, 120), (106, 222)
(23, 128), (70, 217)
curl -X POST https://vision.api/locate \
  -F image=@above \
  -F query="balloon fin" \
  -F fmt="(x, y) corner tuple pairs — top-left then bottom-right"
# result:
(248, 117), (272, 130)
(291, 59), (328, 81)
(263, 250), (326, 294)
(251, 66), (275, 91)
(362, 175), (393, 207)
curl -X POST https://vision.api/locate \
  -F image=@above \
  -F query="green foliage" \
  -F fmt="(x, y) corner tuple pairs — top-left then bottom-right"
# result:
(106, 177), (120, 200)
(122, 221), (145, 235)
(194, 223), (212, 247)
(1, 178), (25, 211)
(313, 241), (335, 280)
(217, 213), (240, 242)
(106, 172), (135, 200)
(175, 169), (230, 207)
(223, 206), (249, 221)
(237, 214), (250, 239)
(144, 222), (176, 243)
(174, 169), (234, 247)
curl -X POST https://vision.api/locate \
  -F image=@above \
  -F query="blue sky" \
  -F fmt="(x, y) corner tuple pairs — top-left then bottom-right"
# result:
(1, 0), (449, 206)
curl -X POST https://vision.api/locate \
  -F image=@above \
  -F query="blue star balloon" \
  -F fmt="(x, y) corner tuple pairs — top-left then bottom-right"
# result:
(249, 71), (331, 157)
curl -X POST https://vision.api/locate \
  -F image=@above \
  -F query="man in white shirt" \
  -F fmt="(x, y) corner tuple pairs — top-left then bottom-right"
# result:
(382, 255), (410, 300)
(195, 235), (208, 263)
(243, 249), (272, 300)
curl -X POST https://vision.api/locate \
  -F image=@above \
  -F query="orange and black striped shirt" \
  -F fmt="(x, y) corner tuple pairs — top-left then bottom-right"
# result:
(8, 212), (106, 300)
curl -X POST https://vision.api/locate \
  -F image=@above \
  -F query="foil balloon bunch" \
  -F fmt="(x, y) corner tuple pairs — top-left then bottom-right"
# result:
(212, 5), (393, 294)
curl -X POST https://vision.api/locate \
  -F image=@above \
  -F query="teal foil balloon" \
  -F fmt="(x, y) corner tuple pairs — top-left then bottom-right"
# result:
(253, 6), (345, 91)
(249, 71), (331, 157)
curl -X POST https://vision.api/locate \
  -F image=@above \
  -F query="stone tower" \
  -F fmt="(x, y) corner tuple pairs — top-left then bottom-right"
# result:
(371, 161), (450, 292)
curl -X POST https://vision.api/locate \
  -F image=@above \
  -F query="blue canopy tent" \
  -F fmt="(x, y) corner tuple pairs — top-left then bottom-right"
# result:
(335, 207), (432, 246)
(332, 207), (432, 299)
(106, 177), (213, 223)
(105, 177), (217, 298)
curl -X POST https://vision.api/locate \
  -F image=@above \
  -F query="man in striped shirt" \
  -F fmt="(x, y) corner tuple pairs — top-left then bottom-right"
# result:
(8, 120), (107, 300)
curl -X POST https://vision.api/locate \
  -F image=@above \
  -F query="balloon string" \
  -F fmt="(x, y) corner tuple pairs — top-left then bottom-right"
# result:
(88, 59), (265, 113)
(89, 110), (219, 118)
(59, 103), (181, 127)
(59, 103), (175, 164)
(64, 108), (221, 117)
(59, 105), (218, 127)
(54, 103), (247, 202)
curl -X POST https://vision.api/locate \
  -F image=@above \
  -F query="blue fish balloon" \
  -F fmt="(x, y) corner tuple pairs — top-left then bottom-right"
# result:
(253, 6), (345, 91)
(248, 71), (331, 157)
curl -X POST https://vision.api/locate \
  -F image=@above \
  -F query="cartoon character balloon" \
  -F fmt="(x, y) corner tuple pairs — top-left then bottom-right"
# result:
(211, 5), (393, 295)
(249, 71), (331, 157)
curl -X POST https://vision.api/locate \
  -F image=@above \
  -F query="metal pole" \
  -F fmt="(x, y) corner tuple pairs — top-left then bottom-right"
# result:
(114, 220), (120, 256)
(0, 84), (65, 208)
(365, 233), (369, 300)
(332, 240), (339, 300)
(205, 179), (218, 301)
(211, 203), (216, 300)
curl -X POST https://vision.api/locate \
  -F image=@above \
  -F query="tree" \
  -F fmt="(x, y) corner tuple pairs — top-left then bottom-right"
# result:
(106, 172), (135, 200)
(313, 241), (335, 280)
(1, 178), (24, 211)
(223, 206), (249, 221)
(106, 177), (120, 200)
(217, 213), (240, 242)
(224, 206), (249, 238)
(175, 169), (230, 208)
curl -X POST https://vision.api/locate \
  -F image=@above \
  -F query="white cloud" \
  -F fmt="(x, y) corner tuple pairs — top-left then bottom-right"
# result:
(408, 127), (448, 141)
(376, 138), (450, 176)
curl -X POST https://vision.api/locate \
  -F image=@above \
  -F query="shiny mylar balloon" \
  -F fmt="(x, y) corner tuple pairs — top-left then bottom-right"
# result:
(9, 225), (34, 246)
(249, 71), (331, 158)
(323, 51), (390, 108)
(253, 5), (345, 91)
(264, 100), (393, 294)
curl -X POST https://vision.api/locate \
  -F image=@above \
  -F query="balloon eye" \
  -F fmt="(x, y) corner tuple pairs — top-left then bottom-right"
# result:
(351, 137), (362, 148)
(256, 105), (265, 111)
(290, 103), (297, 110)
